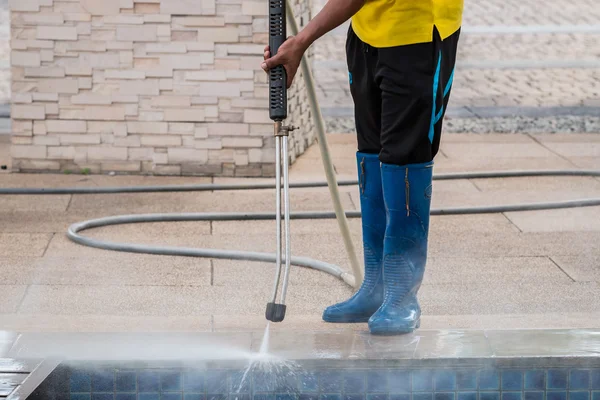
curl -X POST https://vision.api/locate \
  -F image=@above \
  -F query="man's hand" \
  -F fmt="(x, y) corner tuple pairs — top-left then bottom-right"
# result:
(261, 36), (306, 89)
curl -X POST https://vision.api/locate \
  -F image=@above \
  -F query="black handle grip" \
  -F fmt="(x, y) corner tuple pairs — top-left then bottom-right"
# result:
(269, 0), (287, 121)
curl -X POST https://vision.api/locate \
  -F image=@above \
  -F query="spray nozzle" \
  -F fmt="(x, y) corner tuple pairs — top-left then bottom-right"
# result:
(265, 302), (286, 322)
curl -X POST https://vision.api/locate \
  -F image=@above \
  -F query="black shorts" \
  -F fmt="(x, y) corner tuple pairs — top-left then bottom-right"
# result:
(346, 25), (460, 166)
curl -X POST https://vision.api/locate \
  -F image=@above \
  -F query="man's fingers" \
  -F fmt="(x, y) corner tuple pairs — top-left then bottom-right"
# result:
(263, 50), (270, 60)
(261, 53), (282, 71)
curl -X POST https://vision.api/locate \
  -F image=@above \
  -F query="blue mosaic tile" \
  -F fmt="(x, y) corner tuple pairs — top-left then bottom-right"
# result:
(299, 373), (318, 393)
(185, 395), (206, 400)
(479, 371), (499, 390)
(276, 395), (296, 400)
(322, 395), (342, 400)
(457, 372), (477, 391)
(92, 370), (114, 393)
(92, 394), (113, 400)
(274, 372), (298, 393)
(367, 371), (389, 393)
(184, 371), (205, 393)
(593, 371), (600, 390)
(571, 371), (591, 390)
(502, 392), (522, 400)
(344, 371), (365, 393)
(207, 395), (227, 400)
(299, 395), (318, 400)
(162, 394), (183, 400)
(413, 392), (433, 400)
(320, 371), (343, 393)
(524, 392), (543, 400)
(389, 394), (409, 400)
(71, 395), (91, 400)
(548, 371), (568, 390)
(230, 395), (249, 400)
(502, 371), (523, 391)
(345, 395), (365, 400)
(480, 392), (500, 400)
(116, 372), (136, 392)
(434, 392), (455, 400)
(71, 371), (92, 393)
(115, 394), (136, 400)
(546, 392), (567, 400)
(138, 394), (160, 400)
(254, 371), (275, 393)
(413, 371), (434, 392)
(570, 392), (590, 400)
(162, 371), (183, 392)
(366, 395), (388, 400)
(138, 371), (160, 392)
(435, 371), (456, 391)
(254, 396), (275, 400)
(206, 371), (228, 393)
(525, 371), (545, 390)
(388, 370), (410, 393)
(457, 392), (477, 400)
(229, 371), (249, 393)
(593, 392), (600, 400)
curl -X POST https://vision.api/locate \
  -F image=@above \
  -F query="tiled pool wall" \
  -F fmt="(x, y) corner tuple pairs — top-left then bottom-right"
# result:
(29, 361), (600, 400)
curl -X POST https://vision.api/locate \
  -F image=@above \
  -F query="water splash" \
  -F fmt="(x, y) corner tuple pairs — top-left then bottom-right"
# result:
(232, 323), (303, 399)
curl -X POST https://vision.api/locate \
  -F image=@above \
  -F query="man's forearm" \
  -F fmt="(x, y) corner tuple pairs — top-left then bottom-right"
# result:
(295, 0), (365, 51)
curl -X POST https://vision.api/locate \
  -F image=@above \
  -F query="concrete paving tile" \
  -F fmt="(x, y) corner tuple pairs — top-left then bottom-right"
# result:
(248, 329), (357, 359)
(425, 256), (571, 284)
(0, 314), (212, 332)
(530, 133), (600, 143)
(0, 286), (27, 314)
(505, 206), (600, 232)
(8, 332), (251, 361)
(0, 173), (98, 188)
(0, 211), (83, 233)
(429, 214), (520, 234)
(67, 189), (356, 214)
(550, 255), (600, 282)
(441, 142), (557, 159)
(212, 218), (363, 236)
(0, 255), (210, 286)
(441, 133), (536, 143)
(486, 329), (600, 357)
(471, 176), (600, 192)
(212, 260), (343, 287)
(542, 141), (600, 158)
(212, 314), (365, 332)
(300, 143), (357, 160)
(429, 231), (600, 258)
(89, 175), (212, 187)
(0, 195), (71, 212)
(419, 281), (600, 315)
(0, 233), (52, 257)
(421, 313), (600, 330)
(18, 284), (352, 316)
(570, 156), (600, 169)
(433, 156), (576, 173)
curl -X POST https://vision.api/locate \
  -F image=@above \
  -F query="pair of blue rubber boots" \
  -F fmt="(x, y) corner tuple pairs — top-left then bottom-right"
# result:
(322, 151), (433, 334)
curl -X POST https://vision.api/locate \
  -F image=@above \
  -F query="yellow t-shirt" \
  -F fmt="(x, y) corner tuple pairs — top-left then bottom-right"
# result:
(351, 0), (464, 48)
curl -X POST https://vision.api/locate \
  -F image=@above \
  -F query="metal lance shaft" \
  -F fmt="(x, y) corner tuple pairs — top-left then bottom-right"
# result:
(265, 0), (297, 322)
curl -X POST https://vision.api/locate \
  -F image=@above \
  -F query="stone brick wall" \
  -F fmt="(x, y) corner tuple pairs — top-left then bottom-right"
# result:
(9, 0), (315, 176)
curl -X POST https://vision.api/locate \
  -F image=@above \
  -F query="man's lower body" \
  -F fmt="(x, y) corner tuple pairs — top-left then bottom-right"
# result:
(322, 24), (460, 334)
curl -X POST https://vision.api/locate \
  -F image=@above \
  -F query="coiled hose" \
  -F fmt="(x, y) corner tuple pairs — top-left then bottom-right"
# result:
(1, 169), (600, 289)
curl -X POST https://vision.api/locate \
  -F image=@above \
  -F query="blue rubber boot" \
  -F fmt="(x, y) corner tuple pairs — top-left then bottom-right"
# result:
(322, 152), (386, 323)
(368, 160), (433, 334)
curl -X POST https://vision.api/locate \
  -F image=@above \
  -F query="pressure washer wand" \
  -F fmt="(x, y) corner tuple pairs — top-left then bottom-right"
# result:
(265, 0), (297, 323)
